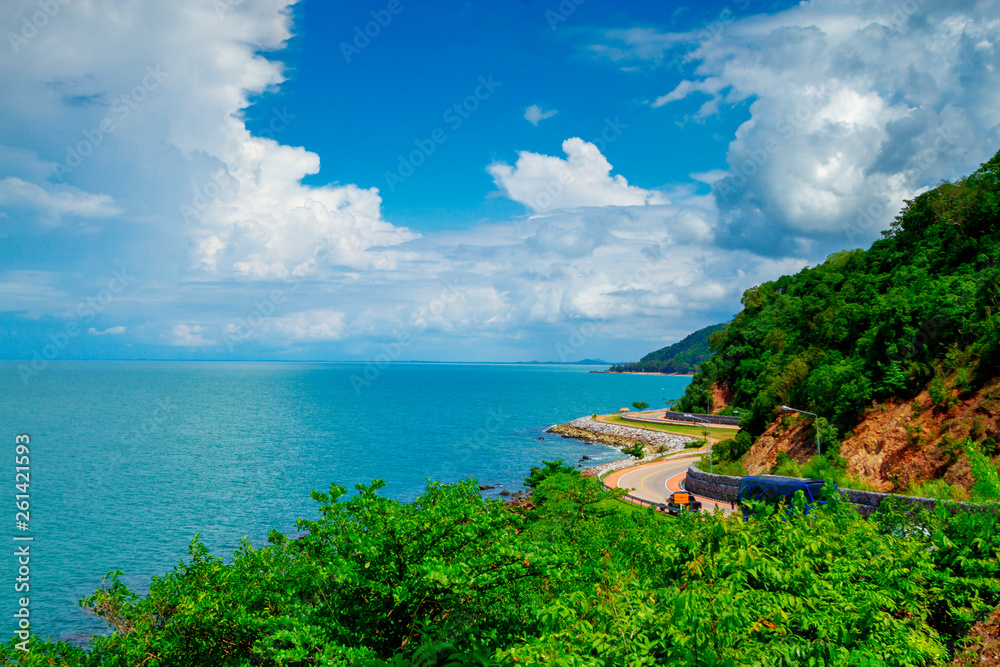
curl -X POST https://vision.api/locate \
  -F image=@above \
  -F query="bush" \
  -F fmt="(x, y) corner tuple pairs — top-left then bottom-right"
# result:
(525, 459), (579, 488)
(713, 430), (753, 461)
(620, 442), (645, 459)
(6, 469), (1000, 665)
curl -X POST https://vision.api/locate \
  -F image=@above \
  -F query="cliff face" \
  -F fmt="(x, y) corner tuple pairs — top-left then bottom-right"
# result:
(710, 382), (734, 414)
(743, 376), (1000, 492)
(742, 418), (823, 477)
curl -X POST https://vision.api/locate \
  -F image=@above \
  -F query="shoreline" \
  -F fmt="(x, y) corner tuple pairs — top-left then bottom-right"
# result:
(589, 371), (695, 376)
(547, 416), (696, 478)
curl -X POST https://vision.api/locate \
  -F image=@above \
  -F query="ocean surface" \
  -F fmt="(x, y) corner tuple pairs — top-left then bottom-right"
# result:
(0, 361), (690, 643)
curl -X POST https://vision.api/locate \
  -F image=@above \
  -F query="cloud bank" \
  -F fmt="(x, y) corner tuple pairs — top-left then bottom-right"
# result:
(1, 0), (997, 363)
(600, 0), (1000, 254)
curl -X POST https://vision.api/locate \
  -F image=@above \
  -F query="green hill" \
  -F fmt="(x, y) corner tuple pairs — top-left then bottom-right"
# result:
(609, 322), (727, 374)
(676, 149), (1000, 494)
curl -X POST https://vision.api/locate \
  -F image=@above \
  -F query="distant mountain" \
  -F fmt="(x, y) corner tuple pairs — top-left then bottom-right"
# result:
(515, 359), (610, 365)
(608, 323), (727, 374)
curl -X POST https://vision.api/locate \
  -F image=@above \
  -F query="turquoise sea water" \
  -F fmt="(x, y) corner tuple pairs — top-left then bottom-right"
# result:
(0, 361), (690, 643)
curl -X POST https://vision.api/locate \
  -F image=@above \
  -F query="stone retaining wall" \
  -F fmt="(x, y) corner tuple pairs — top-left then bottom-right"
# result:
(684, 465), (1000, 516)
(684, 465), (740, 504)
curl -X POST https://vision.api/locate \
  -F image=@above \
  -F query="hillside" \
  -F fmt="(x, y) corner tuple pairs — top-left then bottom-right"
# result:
(677, 149), (1000, 495)
(608, 322), (727, 374)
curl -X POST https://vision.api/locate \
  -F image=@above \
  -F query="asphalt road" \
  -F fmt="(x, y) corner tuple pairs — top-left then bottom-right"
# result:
(614, 456), (733, 513)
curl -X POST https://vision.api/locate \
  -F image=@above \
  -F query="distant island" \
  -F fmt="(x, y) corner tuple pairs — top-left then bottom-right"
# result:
(605, 322), (727, 374)
(513, 359), (611, 365)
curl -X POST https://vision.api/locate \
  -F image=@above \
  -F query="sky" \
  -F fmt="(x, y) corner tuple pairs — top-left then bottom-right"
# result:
(1, 0), (999, 366)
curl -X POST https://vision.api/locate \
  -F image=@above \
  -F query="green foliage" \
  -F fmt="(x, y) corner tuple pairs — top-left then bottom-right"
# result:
(524, 459), (579, 488)
(903, 478), (970, 501)
(714, 430), (753, 463)
(610, 322), (728, 374)
(6, 470), (1000, 665)
(620, 442), (645, 458)
(967, 440), (1000, 501)
(675, 150), (1000, 441)
(631, 401), (649, 411)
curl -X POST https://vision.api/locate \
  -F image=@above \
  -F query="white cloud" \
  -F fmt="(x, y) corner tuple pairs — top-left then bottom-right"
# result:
(0, 177), (120, 225)
(488, 138), (667, 213)
(11, 0), (965, 361)
(524, 104), (557, 125)
(89, 326), (127, 335)
(266, 309), (346, 341)
(170, 324), (214, 347)
(0, 0), (417, 279)
(630, 0), (1000, 253)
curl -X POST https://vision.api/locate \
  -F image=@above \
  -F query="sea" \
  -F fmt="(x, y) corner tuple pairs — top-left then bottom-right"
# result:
(0, 361), (690, 644)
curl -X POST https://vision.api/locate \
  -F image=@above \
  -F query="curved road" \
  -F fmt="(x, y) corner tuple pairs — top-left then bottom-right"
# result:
(607, 455), (732, 514)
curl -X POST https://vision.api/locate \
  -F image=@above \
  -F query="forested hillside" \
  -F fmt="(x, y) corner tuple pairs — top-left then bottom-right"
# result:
(609, 322), (727, 374)
(677, 150), (1000, 493)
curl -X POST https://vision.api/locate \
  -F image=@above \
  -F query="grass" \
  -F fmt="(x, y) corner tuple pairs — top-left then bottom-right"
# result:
(603, 415), (728, 440)
(903, 478), (970, 501)
(600, 496), (669, 518)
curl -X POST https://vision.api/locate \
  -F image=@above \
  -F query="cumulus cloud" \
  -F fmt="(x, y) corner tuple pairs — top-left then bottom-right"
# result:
(0, 0), (416, 280)
(524, 104), (557, 125)
(171, 324), (214, 347)
(630, 0), (1000, 255)
(488, 138), (667, 213)
(1, 0), (789, 363)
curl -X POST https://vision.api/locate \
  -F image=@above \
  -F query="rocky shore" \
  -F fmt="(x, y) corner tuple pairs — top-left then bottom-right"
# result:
(547, 416), (696, 477)
(548, 416), (694, 451)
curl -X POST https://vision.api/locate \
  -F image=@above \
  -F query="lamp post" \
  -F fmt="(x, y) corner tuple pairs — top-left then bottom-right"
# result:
(687, 414), (712, 474)
(781, 405), (821, 457)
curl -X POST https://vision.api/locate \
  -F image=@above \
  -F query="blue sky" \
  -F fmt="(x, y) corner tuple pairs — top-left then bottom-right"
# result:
(1, 0), (999, 368)
(266, 0), (761, 231)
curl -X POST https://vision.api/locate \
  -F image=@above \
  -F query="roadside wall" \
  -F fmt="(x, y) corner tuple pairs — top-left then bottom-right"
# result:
(685, 465), (1000, 516)
(684, 465), (740, 504)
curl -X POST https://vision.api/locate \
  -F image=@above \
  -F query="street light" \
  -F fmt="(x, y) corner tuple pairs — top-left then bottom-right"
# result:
(781, 405), (821, 457)
(687, 414), (712, 474)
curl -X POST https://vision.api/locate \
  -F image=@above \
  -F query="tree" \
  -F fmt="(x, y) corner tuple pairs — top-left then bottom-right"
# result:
(631, 401), (649, 411)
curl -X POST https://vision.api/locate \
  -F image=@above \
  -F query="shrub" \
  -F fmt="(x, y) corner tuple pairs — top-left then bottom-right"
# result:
(620, 442), (645, 459)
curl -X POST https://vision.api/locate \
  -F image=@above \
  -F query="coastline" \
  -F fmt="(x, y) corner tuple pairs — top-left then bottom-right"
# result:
(546, 416), (696, 478)
(589, 371), (695, 376)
